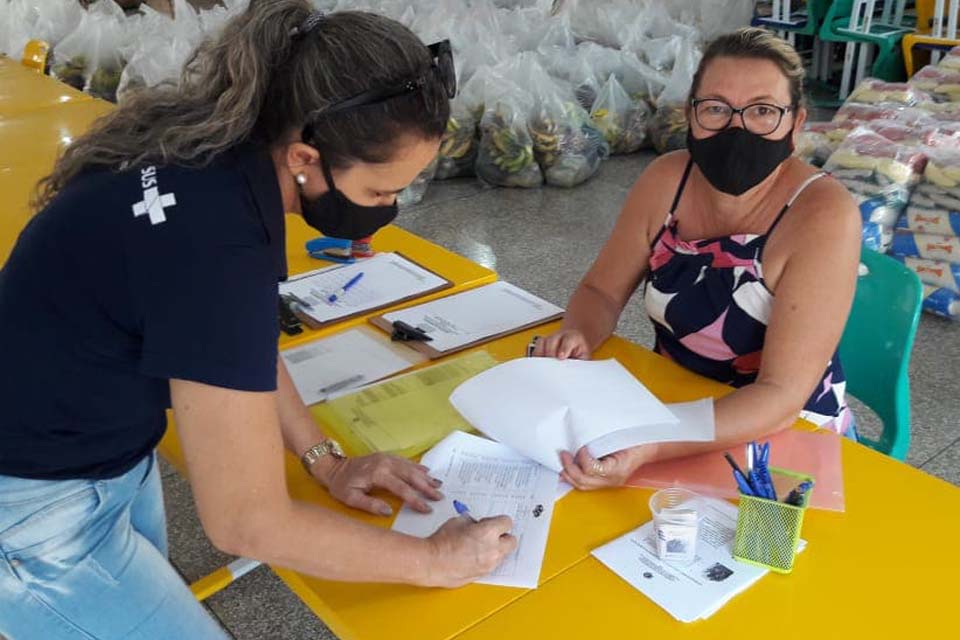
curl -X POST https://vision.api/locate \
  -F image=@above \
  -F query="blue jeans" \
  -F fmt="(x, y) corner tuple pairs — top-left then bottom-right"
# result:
(0, 453), (229, 639)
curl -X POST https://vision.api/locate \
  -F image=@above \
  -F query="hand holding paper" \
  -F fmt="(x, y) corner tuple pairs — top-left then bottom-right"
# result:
(449, 358), (715, 473)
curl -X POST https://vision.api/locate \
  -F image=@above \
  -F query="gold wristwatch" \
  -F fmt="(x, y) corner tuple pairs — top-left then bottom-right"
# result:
(300, 438), (347, 474)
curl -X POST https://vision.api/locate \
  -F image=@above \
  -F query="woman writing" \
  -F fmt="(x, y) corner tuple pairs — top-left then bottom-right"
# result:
(0, 3), (514, 638)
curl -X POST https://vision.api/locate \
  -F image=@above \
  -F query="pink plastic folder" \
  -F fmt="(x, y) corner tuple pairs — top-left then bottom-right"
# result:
(626, 428), (845, 512)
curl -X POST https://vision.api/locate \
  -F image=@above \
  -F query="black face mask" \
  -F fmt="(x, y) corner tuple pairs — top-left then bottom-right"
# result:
(300, 158), (398, 240)
(686, 126), (794, 196)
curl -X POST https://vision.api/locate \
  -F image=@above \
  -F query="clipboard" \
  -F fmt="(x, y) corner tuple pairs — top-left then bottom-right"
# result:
(280, 252), (453, 330)
(368, 281), (564, 359)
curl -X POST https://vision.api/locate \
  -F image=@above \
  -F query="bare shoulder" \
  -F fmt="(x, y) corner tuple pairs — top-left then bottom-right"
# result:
(780, 169), (861, 245)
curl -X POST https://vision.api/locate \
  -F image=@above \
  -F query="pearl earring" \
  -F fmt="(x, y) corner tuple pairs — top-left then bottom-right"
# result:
(296, 174), (307, 186)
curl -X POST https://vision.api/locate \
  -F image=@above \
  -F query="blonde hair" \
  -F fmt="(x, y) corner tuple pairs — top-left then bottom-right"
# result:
(689, 27), (805, 107)
(33, 0), (448, 210)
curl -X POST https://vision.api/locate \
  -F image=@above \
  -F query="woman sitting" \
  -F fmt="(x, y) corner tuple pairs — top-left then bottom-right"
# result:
(536, 28), (861, 490)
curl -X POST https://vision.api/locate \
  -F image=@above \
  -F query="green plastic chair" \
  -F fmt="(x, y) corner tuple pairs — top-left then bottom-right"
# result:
(820, 0), (912, 84)
(838, 249), (923, 460)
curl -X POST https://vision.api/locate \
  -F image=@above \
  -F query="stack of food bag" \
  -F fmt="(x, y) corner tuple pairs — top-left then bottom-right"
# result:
(845, 79), (931, 106)
(908, 64), (960, 103)
(893, 146), (960, 320)
(823, 126), (927, 253)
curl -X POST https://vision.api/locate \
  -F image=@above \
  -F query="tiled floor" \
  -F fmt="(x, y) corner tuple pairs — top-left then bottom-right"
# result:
(163, 152), (959, 639)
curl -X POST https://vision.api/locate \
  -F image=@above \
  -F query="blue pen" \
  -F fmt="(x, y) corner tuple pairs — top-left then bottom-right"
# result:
(760, 442), (777, 500)
(326, 272), (364, 304)
(724, 452), (755, 496)
(453, 499), (479, 523)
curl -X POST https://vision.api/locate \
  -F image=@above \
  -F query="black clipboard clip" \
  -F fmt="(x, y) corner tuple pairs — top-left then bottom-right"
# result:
(391, 320), (433, 342)
(278, 295), (304, 336)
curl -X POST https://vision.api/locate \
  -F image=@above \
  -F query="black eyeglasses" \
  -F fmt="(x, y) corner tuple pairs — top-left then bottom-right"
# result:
(690, 98), (794, 136)
(310, 40), (455, 120)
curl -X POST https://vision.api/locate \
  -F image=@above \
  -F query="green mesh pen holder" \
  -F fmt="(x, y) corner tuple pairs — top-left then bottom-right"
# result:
(733, 467), (813, 574)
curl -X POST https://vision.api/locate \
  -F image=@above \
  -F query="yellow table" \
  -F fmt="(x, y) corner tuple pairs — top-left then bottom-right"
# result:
(169, 324), (960, 640)
(0, 99), (114, 262)
(159, 323), (733, 640)
(455, 440), (960, 639)
(0, 56), (91, 117)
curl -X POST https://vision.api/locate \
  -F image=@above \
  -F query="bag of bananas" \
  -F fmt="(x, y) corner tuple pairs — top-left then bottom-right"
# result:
(476, 98), (544, 189)
(589, 74), (650, 155)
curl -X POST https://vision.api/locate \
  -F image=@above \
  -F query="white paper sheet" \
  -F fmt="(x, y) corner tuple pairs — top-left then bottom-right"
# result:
(450, 359), (714, 473)
(586, 398), (715, 459)
(280, 328), (423, 406)
(380, 281), (563, 352)
(591, 497), (806, 623)
(391, 431), (558, 589)
(279, 253), (448, 325)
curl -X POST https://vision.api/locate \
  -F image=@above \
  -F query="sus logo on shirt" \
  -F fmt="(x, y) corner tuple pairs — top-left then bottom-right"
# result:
(131, 166), (177, 225)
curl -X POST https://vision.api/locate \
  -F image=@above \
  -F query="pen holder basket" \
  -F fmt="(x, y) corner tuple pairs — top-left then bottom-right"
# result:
(733, 467), (813, 574)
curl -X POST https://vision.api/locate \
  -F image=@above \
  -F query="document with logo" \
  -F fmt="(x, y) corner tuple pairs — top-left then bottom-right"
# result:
(392, 431), (559, 589)
(279, 252), (451, 328)
(592, 497), (807, 623)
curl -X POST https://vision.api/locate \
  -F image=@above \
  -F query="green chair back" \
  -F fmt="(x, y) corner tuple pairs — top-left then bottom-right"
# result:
(838, 249), (923, 460)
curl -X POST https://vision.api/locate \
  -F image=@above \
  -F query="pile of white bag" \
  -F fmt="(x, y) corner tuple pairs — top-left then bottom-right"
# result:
(0, 0), (757, 199)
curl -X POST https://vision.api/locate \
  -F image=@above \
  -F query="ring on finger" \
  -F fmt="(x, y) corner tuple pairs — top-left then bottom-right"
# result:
(590, 459), (606, 477)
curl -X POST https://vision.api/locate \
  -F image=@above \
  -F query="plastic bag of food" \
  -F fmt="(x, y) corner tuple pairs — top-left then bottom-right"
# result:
(823, 127), (927, 235)
(2, 0), (83, 62)
(795, 121), (855, 167)
(649, 41), (700, 154)
(894, 256), (960, 292)
(832, 102), (934, 126)
(534, 42), (600, 111)
(845, 78), (930, 106)
(590, 73), (649, 154)
(526, 63), (608, 187)
(938, 45), (960, 72)
(905, 146), (960, 238)
(116, 1), (202, 102)
(862, 220), (893, 252)
(921, 284), (960, 320)
(52, 0), (129, 100)
(908, 64), (960, 102)
(634, 35), (686, 74)
(476, 81), (543, 188)
(435, 98), (479, 180)
(397, 156), (438, 207)
(891, 230), (960, 261)
(559, 0), (638, 48)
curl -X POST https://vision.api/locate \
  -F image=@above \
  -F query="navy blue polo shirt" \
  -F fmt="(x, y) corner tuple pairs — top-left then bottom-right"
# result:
(0, 144), (286, 479)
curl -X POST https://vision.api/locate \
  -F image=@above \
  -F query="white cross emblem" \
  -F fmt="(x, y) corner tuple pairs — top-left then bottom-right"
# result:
(132, 186), (177, 225)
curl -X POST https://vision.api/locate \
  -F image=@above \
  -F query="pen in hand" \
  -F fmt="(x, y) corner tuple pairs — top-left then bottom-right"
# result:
(453, 499), (479, 523)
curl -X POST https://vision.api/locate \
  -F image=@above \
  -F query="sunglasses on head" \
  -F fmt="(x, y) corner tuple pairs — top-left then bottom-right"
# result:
(309, 40), (455, 119)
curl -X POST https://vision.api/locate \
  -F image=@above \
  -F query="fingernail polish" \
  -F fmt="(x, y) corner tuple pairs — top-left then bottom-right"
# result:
(431, 477), (443, 487)
(379, 505), (393, 516)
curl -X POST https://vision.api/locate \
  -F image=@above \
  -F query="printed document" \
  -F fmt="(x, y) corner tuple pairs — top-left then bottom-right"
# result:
(309, 351), (498, 457)
(450, 358), (714, 472)
(280, 328), (422, 406)
(279, 253), (448, 325)
(392, 431), (558, 589)
(592, 497), (806, 622)
(379, 281), (563, 353)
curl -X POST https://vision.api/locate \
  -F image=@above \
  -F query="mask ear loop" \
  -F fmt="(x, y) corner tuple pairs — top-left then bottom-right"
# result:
(318, 155), (339, 197)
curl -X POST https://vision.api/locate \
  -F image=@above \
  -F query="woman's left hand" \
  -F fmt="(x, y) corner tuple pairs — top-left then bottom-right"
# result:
(559, 444), (658, 490)
(311, 453), (443, 517)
